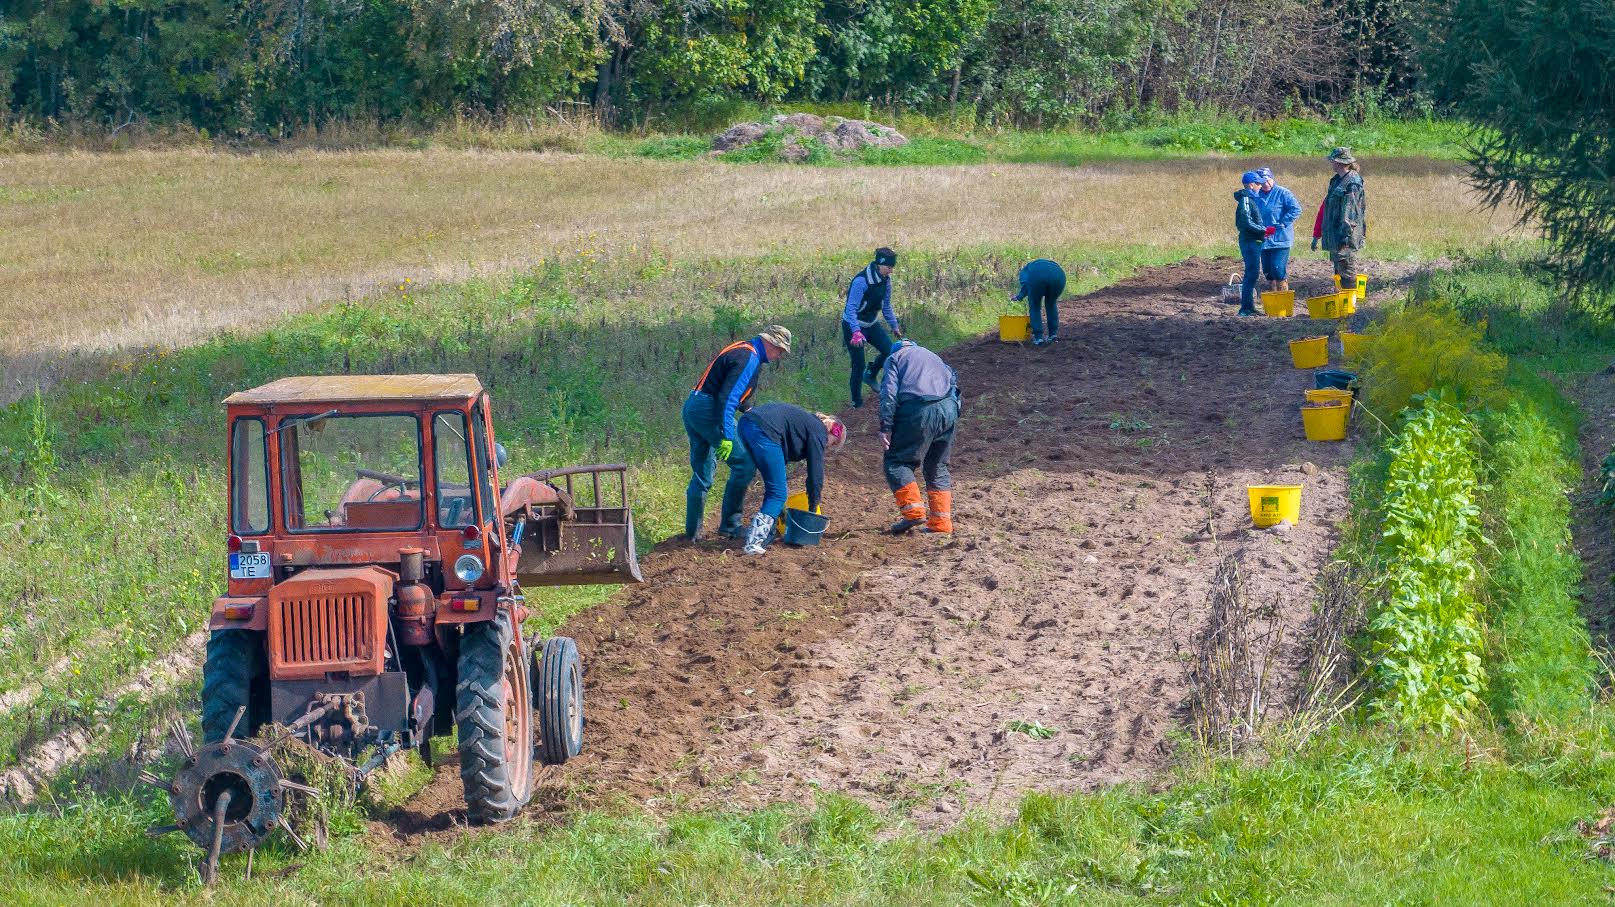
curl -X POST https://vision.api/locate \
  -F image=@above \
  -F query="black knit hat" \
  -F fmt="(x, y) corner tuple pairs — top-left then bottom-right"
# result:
(874, 247), (897, 267)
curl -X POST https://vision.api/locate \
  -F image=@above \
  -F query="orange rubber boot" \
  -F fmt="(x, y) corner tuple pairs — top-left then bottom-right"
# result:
(890, 482), (925, 534)
(925, 489), (953, 533)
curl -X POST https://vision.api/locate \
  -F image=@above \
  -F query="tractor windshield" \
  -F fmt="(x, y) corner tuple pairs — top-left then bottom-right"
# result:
(280, 414), (423, 531)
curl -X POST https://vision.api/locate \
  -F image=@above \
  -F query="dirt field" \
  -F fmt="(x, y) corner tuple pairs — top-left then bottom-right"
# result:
(381, 257), (1420, 837)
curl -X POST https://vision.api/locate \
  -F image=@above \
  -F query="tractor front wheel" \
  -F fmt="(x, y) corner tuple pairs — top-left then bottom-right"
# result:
(456, 613), (534, 823)
(201, 630), (269, 744)
(535, 637), (584, 766)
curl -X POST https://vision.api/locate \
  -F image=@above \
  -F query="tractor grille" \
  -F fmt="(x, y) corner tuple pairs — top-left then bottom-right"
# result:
(273, 594), (377, 675)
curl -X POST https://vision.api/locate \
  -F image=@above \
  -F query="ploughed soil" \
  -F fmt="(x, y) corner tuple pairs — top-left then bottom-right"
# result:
(1569, 370), (1615, 643)
(380, 256), (1422, 839)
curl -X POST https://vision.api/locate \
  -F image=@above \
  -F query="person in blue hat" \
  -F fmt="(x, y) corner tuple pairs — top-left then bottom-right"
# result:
(1255, 167), (1302, 295)
(1233, 171), (1271, 316)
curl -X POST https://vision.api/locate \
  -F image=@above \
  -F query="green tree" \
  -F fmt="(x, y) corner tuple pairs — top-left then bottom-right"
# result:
(629, 0), (824, 104)
(1421, 0), (1615, 296)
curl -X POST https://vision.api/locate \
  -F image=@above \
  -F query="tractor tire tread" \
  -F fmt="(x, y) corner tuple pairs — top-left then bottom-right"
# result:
(456, 615), (529, 824)
(201, 629), (267, 744)
(536, 637), (582, 766)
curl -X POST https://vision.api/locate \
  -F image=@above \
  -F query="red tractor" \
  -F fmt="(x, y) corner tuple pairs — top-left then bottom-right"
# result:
(153, 375), (640, 872)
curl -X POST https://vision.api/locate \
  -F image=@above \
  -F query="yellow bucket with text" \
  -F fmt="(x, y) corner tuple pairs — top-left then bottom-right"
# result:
(1339, 331), (1368, 359)
(1333, 274), (1369, 293)
(1248, 484), (1303, 528)
(1302, 402), (1350, 441)
(999, 315), (1030, 342)
(1289, 335), (1329, 369)
(1304, 388), (1354, 405)
(1305, 292), (1350, 319)
(777, 492), (822, 536)
(1260, 290), (1295, 317)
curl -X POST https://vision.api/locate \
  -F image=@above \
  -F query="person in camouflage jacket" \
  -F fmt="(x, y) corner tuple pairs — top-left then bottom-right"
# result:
(1316, 146), (1366, 290)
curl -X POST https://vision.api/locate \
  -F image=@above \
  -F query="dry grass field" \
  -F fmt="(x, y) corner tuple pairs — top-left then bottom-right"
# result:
(0, 150), (1514, 392)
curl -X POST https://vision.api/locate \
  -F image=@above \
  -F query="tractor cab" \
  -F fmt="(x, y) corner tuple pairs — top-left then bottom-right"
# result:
(158, 375), (640, 874)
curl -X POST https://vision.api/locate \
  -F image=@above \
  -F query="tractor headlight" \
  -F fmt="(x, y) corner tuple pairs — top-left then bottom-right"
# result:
(453, 554), (485, 584)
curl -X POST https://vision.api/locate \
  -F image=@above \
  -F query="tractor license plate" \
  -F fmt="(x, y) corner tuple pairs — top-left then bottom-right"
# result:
(229, 552), (271, 579)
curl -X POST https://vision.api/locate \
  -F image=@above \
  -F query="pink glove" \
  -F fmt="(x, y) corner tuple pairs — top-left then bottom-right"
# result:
(849, 329), (865, 347)
(1265, 226), (1277, 237)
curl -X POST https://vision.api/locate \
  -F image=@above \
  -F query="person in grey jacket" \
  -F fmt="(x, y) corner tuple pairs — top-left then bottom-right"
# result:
(879, 340), (960, 535)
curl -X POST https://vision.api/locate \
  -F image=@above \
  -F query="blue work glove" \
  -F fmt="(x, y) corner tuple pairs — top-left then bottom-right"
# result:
(717, 439), (733, 462)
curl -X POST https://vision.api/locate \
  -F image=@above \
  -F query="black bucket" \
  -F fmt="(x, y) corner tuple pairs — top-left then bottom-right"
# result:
(1315, 369), (1360, 392)
(782, 508), (830, 546)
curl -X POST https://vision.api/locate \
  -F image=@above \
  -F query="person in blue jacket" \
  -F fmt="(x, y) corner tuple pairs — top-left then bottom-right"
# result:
(1233, 172), (1270, 317)
(842, 247), (903, 408)
(682, 325), (792, 540)
(1255, 167), (1302, 295)
(1011, 259), (1066, 345)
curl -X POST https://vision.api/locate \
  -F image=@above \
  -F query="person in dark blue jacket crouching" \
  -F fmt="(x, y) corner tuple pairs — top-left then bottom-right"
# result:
(1012, 259), (1066, 345)
(736, 403), (847, 555)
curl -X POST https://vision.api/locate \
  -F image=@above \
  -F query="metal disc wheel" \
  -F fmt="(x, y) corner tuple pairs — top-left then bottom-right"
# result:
(534, 636), (584, 766)
(455, 613), (534, 823)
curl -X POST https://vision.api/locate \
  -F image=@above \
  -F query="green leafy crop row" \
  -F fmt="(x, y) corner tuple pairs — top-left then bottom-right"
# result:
(1370, 393), (1488, 729)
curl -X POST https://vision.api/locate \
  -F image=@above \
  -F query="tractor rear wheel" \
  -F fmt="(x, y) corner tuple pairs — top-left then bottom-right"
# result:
(535, 636), (584, 766)
(456, 613), (534, 823)
(201, 630), (268, 744)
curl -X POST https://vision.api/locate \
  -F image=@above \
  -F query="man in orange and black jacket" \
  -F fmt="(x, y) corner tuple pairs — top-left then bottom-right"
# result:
(683, 325), (793, 539)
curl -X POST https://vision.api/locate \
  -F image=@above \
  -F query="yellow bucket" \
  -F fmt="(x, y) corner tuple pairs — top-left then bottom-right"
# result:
(1289, 335), (1329, 369)
(1248, 485), (1303, 528)
(777, 492), (822, 536)
(1339, 331), (1368, 359)
(1304, 388), (1354, 405)
(1302, 402), (1350, 441)
(999, 315), (1030, 342)
(1333, 274), (1369, 293)
(1260, 290), (1295, 317)
(1305, 292), (1350, 320)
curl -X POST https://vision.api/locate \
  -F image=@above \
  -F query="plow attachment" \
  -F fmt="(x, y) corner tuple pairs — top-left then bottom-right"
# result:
(512, 464), (643, 587)
(146, 711), (318, 885)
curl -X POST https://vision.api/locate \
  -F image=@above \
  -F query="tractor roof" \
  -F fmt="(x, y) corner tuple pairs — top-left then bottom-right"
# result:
(224, 374), (484, 405)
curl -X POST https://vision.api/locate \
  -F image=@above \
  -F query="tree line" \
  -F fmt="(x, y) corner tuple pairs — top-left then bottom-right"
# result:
(0, 0), (1421, 134)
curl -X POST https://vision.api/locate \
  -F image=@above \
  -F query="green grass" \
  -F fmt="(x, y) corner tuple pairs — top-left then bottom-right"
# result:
(592, 115), (1471, 165)
(4, 725), (1615, 905)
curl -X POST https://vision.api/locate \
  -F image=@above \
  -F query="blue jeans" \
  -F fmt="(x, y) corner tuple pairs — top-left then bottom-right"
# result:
(1261, 246), (1290, 282)
(843, 320), (894, 407)
(682, 392), (754, 537)
(1238, 239), (1263, 312)
(738, 419), (788, 519)
(1025, 278), (1064, 340)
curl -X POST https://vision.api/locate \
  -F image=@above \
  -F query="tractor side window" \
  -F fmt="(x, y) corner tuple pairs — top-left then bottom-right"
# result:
(433, 412), (474, 528)
(230, 418), (270, 534)
(281, 414), (423, 531)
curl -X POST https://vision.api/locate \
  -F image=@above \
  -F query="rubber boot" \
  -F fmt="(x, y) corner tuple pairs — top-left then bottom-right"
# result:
(742, 513), (776, 555)
(923, 489), (953, 534)
(863, 365), (880, 394)
(889, 482), (926, 535)
(684, 489), (706, 539)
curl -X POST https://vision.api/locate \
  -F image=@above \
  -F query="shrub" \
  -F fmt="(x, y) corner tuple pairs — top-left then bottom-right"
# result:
(1369, 393), (1487, 729)
(1357, 301), (1507, 420)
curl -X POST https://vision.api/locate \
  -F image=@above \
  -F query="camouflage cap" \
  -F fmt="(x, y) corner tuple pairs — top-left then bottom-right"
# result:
(1328, 146), (1357, 164)
(759, 324), (792, 355)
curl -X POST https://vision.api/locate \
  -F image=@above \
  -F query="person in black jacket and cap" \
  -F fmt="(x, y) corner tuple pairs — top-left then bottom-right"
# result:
(736, 403), (847, 555)
(1233, 171), (1273, 317)
(842, 247), (903, 408)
